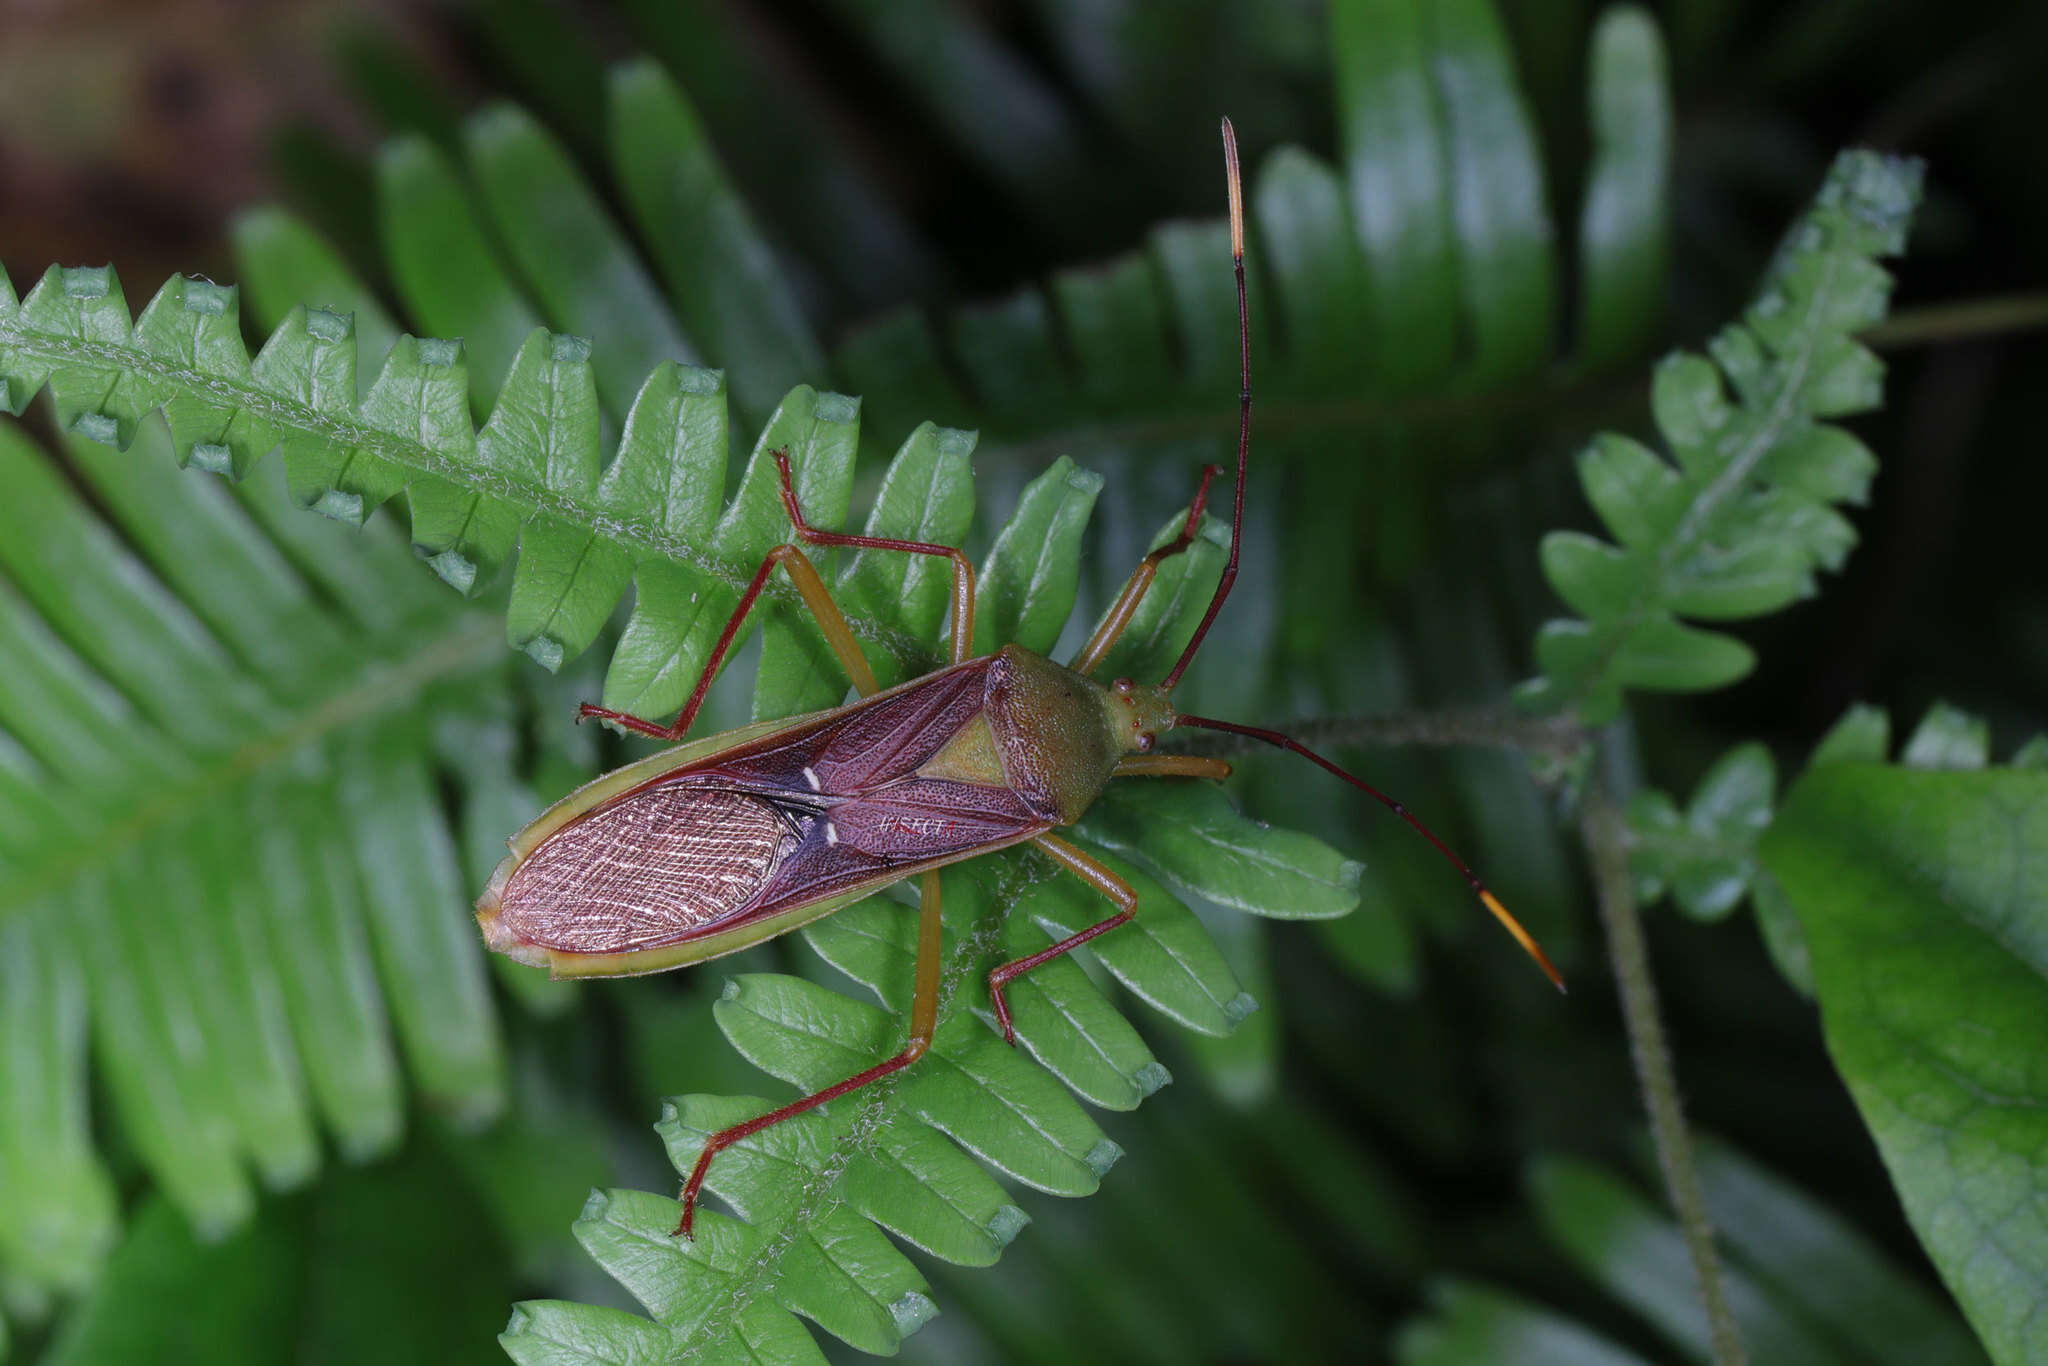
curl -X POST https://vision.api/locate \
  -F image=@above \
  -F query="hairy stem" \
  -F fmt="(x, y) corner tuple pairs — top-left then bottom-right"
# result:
(1166, 705), (1587, 761)
(1863, 291), (2048, 349)
(1582, 777), (1746, 1365)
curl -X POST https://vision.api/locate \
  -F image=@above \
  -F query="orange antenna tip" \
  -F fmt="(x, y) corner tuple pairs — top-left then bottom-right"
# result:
(1221, 117), (1244, 261)
(1172, 716), (1566, 995)
(1480, 889), (1566, 993)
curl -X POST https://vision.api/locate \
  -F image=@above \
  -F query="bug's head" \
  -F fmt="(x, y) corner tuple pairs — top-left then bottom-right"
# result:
(1108, 676), (1178, 754)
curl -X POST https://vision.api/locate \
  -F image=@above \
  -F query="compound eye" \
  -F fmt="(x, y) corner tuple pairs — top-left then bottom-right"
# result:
(1113, 677), (1134, 694)
(1134, 732), (1155, 753)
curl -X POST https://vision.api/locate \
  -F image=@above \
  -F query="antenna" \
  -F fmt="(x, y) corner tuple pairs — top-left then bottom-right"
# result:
(1158, 123), (1562, 992)
(1171, 716), (1566, 992)
(1160, 117), (1251, 693)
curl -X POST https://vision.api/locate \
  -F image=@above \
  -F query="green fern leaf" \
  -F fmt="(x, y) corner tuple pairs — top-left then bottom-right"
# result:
(507, 467), (1332, 1358)
(1397, 1279), (1654, 1365)
(538, 869), (1118, 1359)
(1411, 1138), (1982, 1366)
(0, 11), (1692, 1352)
(1058, 852), (1258, 1028)
(1625, 742), (1775, 921)
(1624, 699), (2010, 1004)
(0, 276), (1367, 1357)
(43, 1134), (584, 1366)
(0, 410), (508, 1289)
(466, 102), (698, 420)
(968, 457), (1102, 658)
(0, 262), (941, 712)
(375, 136), (543, 415)
(1085, 781), (1363, 920)
(831, 0), (1671, 484)
(1896, 699), (1993, 769)
(1519, 150), (1923, 724)
(1574, 8), (1672, 374)
(606, 59), (826, 425)
(1523, 1146), (1982, 1366)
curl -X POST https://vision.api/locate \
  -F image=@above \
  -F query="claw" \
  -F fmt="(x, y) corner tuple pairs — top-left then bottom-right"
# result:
(989, 981), (1019, 1046)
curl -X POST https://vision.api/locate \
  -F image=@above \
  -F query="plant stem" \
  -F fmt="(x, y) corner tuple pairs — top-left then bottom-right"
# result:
(1167, 705), (1586, 761)
(1863, 291), (2048, 349)
(1582, 778), (1747, 1366)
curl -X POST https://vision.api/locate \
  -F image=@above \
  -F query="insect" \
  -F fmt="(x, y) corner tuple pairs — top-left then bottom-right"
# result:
(475, 119), (1562, 1239)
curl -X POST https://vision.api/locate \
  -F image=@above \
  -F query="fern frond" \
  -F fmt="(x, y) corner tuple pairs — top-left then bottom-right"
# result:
(283, 10), (1671, 580)
(0, 265), (939, 719)
(1517, 150), (1924, 724)
(0, 286), (1364, 1356)
(0, 5), (1678, 740)
(0, 410), (512, 1295)
(1502, 1139), (1985, 1366)
(0, 13), (1692, 1352)
(1625, 743), (1775, 922)
(487, 464), (1362, 1362)
(506, 835), (1343, 1362)
(1627, 700), (2041, 1001)
(1397, 1279), (1655, 1365)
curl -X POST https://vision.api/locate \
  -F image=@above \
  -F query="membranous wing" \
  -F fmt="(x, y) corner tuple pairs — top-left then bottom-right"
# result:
(493, 657), (1056, 955)
(498, 785), (800, 952)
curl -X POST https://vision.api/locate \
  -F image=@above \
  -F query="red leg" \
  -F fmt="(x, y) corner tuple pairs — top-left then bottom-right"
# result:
(768, 449), (980, 667)
(577, 541), (855, 739)
(674, 868), (947, 1238)
(987, 834), (1138, 1045)
(579, 448), (982, 738)
(1068, 462), (1222, 676)
(675, 1044), (926, 1238)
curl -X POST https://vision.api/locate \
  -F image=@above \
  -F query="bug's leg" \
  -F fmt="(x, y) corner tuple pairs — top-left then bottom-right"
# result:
(768, 449), (980, 667)
(986, 834), (1137, 1046)
(579, 445), (981, 737)
(1111, 754), (1233, 781)
(675, 869), (945, 1238)
(1067, 463), (1223, 677)
(577, 540), (882, 738)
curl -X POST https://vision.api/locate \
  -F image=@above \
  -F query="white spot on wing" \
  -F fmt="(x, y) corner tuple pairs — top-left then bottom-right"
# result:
(803, 766), (820, 791)
(824, 820), (838, 846)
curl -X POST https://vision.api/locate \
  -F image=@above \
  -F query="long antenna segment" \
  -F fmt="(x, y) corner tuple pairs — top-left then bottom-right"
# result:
(1158, 120), (1565, 994)
(1160, 116), (1251, 693)
(1175, 716), (1567, 992)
